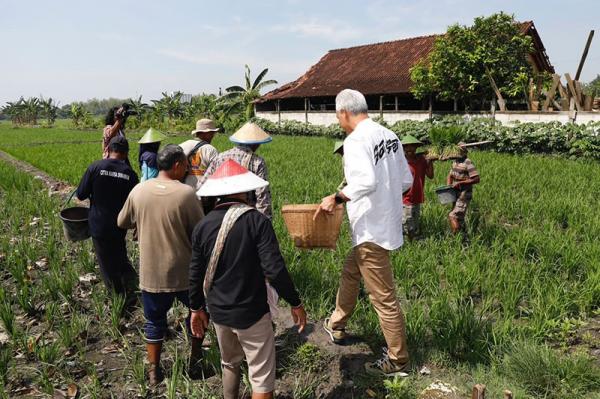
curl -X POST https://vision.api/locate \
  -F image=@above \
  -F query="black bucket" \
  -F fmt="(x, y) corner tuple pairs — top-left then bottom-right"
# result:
(59, 191), (90, 242)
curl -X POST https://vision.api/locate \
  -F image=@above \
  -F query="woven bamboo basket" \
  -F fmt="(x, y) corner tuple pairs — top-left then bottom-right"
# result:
(281, 204), (344, 249)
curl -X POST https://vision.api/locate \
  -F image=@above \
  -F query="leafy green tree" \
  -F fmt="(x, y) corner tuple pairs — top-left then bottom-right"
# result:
(583, 74), (600, 96)
(411, 12), (533, 109)
(223, 65), (277, 120)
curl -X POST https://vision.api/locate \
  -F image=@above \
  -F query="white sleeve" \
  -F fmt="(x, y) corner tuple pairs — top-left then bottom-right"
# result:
(341, 139), (377, 201)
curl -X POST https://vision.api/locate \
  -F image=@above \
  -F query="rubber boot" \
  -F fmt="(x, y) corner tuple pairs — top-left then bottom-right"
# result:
(147, 342), (163, 387)
(188, 336), (212, 379)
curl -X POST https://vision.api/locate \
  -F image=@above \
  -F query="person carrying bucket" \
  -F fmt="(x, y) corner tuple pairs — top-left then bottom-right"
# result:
(138, 128), (167, 181)
(401, 134), (434, 239)
(446, 143), (480, 234)
(75, 136), (139, 300)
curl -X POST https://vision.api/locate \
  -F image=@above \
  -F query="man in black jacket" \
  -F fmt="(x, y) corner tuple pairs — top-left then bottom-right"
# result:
(76, 136), (138, 299)
(189, 159), (306, 399)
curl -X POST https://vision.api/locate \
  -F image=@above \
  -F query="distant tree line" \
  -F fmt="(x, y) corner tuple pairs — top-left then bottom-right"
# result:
(0, 65), (277, 133)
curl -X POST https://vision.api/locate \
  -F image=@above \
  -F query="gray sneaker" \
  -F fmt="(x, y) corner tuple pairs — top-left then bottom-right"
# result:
(365, 353), (409, 377)
(323, 318), (347, 344)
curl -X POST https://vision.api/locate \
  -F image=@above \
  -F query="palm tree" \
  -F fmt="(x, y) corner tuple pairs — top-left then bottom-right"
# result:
(223, 65), (277, 120)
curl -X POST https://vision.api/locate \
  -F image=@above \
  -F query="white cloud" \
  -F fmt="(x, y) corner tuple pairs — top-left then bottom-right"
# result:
(272, 18), (365, 44)
(156, 48), (312, 77)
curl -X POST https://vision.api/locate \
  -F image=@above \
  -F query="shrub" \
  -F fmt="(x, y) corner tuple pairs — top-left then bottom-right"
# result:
(253, 116), (600, 160)
(501, 341), (600, 398)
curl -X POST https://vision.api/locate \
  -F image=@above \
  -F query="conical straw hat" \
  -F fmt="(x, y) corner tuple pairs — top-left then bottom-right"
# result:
(138, 128), (166, 144)
(229, 123), (272, 145)
(333, 140), (344, 155)
(400, 134), (422, 146)
(197, 159), (269, 197)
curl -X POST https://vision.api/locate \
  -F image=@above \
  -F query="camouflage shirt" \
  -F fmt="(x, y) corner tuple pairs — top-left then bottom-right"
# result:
(450, 157), (479, 200)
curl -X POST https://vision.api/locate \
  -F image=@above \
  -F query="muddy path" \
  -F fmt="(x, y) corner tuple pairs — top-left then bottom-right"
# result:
(0, 149), (74, 196)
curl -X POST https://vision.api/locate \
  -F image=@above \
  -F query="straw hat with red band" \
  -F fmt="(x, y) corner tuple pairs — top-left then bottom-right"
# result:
(197, 159), (269, 197)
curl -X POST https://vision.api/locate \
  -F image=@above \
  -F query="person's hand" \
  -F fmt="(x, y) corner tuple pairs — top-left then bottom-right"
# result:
(451, 182), (462, 190)
(115, 106), (125, 120)
(190, 309), (209, 338)
(313, 194), (336, 221)
(290, 305), (307, 333)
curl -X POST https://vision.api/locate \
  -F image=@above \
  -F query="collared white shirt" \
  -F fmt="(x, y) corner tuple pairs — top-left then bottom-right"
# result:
(341, 118), (413, 250)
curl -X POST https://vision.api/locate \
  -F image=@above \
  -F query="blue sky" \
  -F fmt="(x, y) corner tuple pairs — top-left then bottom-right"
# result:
(1, 0), (599, 105)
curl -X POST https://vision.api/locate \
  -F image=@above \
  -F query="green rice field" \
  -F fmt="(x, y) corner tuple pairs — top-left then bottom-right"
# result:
(0, 123), (599, 398)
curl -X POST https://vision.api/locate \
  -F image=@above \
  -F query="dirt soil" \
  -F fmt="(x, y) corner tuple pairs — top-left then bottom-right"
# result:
(1, 152), (380, 398)
(0, 149), (74, 198)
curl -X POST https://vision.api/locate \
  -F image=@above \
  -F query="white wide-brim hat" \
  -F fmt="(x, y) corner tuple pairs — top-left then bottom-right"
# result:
(229, 122), (272, 145)
(191, 118), (220, 135)
(197, 159), (269, 197)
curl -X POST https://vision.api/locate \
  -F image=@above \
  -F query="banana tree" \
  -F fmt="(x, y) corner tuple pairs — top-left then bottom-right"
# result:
(151, 92), (183, 122)
(40, 97), (59, 126)
(70, 103), (88, 128)
(23, 97), (41, 125)
(2, 100), (26, 125)
(223, 65), (277, 120)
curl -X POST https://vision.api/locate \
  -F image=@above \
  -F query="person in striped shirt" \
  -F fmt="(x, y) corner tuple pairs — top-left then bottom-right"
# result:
(446, 143), (480, 234)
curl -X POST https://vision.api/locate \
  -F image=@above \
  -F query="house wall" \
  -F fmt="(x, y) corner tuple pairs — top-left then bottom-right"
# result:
(256, 110), (600, 126)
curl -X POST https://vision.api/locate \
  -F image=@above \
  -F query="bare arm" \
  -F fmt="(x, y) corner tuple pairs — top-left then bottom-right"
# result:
(425, 159), (434, 179)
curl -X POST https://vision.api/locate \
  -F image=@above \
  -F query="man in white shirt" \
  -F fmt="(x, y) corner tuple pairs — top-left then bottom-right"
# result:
(316, 89), (413, 377)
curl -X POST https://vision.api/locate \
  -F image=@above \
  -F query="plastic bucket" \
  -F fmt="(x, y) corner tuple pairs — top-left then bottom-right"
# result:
(59, 191), (90, 242)
(435, 185), (458, 205)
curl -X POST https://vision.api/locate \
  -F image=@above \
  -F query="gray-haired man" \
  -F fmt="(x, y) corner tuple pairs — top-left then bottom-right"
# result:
(315, 89), (413, 376)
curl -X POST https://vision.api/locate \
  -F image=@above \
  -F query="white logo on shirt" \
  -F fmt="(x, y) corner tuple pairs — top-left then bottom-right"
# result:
(99, 170), (131, 180)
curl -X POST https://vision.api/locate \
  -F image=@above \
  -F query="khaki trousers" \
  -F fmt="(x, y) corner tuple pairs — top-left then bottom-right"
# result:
(214, 313), (276, 397)
(330, 242), (409, 364)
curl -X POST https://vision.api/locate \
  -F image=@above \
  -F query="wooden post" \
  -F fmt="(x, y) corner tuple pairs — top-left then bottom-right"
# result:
(575, 30), (595, 81)
(276, 100), (281, 126)
(379, 95), (383, 119)
(552, 99), (563, 111)
(394, 95), (398, 111)
(471, 384), (486, 399)
(528, 78), (535, 110)
(575, 81), (584, 106)
(503, 390), (513, 399)
(428, 94), (433, 121)
(565, 74), (583, 112)
(542, 74), (561, 111)
(304, 98), (308, 123)
(584, 94), (593, 111)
